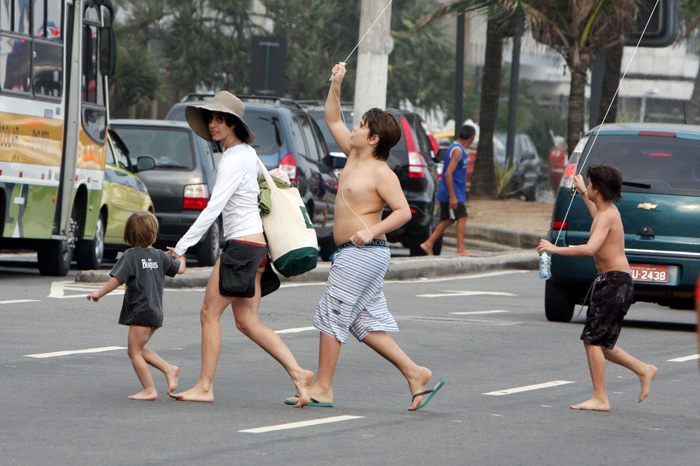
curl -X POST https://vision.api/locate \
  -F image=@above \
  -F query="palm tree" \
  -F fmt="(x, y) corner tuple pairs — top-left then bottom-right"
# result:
(417, 1), (519, 199)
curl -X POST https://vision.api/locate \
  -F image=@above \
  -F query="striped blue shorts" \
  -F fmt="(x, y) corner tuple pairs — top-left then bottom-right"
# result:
(313, 242), (398, 343)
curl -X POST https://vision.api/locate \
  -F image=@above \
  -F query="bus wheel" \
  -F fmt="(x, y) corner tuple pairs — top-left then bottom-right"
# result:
(38, 216), (77, 276)
(76, 213), (105, 270)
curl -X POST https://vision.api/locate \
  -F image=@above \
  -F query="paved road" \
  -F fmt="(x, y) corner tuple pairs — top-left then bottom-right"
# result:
(1, 268), (699, 465)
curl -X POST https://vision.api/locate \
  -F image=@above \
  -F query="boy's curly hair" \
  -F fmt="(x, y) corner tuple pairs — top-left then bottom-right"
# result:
(124, 211), (158, 248)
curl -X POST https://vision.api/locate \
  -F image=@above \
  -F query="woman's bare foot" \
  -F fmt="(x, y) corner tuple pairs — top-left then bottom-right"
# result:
(570, 397), (610, 412)
(419, 242), (433, 255)
(408, 366), (433, 411)
(165, 365), (180, 396)
(129, 389), (158, 401)
(171, 384), (214, 403)
(638, 364), (657, 402)
(285, 386), (333, 405)
(456, 250), (476, 257)
(291, 369), (315, 408)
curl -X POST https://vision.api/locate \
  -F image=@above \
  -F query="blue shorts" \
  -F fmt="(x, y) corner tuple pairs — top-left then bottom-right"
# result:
(313, 241), (398, 343)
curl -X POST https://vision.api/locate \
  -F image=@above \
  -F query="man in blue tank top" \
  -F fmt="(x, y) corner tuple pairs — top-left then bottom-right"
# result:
(421, 124), (476, 256)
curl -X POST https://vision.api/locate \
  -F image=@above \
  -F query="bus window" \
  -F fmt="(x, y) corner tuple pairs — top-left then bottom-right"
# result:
(1, 1), (10, 31)
(33, 0), (45, 37)
(15, 0), (30, 34)
(33, 41), (62, 98)
(1, 36), (32, 93)
(46, 0), (61, 39)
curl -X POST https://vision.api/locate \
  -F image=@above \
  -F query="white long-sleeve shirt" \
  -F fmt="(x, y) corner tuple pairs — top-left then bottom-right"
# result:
(174, 144), (263, 256)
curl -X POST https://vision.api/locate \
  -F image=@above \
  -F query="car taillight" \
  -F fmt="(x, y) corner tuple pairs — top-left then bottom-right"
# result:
(552, 221), (568, 230)
(279, 153), (297, 183)
(559, 137), (587, 190)
(183, 184), (210, 210)
(401, 118), (425, 179)
(421, 119), (440, 156)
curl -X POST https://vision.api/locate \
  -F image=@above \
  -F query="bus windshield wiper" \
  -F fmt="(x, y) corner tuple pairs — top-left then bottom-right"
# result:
(622, 181), (651, 189)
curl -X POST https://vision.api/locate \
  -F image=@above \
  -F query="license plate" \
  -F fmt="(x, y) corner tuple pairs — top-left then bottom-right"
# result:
(630, 264), (669, 283)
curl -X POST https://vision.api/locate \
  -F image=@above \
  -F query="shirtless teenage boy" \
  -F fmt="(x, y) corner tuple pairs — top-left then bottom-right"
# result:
(286, 63), (444, 411)
(538, 164), (657, 412)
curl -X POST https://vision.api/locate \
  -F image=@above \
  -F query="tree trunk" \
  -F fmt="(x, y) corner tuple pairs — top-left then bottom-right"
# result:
(597, 41), (623, 126)
(471, 17), (502, 199)
(567, 66), (587, 156)
(686, 59), (700, 125)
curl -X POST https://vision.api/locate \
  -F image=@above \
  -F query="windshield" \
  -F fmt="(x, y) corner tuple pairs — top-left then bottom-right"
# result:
(580, 134), (700, 197)
(307, 110), (352, 153)
(113, 127), (194, 170)
(245, 110), (283, 156)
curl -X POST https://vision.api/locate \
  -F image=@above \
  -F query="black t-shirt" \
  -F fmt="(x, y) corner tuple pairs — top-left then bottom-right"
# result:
(110, 248), (180, 327)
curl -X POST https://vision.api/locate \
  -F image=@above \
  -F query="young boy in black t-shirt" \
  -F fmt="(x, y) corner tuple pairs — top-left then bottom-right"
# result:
(88, 211), (185, 400)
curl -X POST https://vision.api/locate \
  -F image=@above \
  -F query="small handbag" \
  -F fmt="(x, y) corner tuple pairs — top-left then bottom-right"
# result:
(257, 159), (318, 277)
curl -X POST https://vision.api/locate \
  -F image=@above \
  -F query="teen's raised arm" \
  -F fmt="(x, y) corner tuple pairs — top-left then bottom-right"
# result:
(325, 63), (352, 156)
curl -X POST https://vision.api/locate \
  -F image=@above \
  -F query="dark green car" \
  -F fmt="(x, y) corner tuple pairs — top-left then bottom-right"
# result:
(545, 123), (700, 322)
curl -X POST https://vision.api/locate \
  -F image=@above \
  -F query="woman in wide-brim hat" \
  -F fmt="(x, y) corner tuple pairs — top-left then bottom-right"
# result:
(168, 91), (313, 406)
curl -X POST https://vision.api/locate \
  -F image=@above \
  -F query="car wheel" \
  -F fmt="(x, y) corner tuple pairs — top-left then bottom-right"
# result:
(195, 220), (222, 266)
(318, 234), (336, 262)
(75, 214), (105, 270)
(544, 280), (576, 322)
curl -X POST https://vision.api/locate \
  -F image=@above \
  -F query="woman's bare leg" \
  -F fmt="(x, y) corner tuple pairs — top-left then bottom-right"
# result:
(127, 325), (158, 401)
(172, 259), (233, 402)
(233, 268), (313, 407)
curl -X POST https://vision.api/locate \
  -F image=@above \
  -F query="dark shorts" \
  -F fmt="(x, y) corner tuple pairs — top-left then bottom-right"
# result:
(218, 240), (279, 298)
(580, 271), (634, 349)
(439, 202), (468, 221)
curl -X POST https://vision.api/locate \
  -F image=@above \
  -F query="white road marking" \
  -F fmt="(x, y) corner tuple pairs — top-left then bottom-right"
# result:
(667, 354), (700, 362)
(483, 380), (575, 396)
(0, 299), (40, 304)
(239, 415), (364, 434)
(49, 281), (124, 299)
(390, 270), (529, 284)
(25, 346), (125, 359)
(274, 326), (316, 334)
(418, 291), (516, 298)
(450, 310), (510, 315)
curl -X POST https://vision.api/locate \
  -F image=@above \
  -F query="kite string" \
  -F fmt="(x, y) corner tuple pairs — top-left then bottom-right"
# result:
(552, 0), (661, 246)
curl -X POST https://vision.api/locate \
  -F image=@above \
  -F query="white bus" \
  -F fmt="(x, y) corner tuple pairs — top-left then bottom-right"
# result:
(1, 0), (116, 275)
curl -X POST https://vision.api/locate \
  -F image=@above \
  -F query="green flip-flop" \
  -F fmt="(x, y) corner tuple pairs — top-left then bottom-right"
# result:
(284, 396), (333, 407)
(409, 378), (445, 411)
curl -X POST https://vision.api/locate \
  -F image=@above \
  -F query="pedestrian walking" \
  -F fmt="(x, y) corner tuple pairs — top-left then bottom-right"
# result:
(285, 63), (444, 411)
(538, 164), (657, 411)
(87, 211), (185, 400)
(420, 124), (476, 256)
(168, 91), (314, 406)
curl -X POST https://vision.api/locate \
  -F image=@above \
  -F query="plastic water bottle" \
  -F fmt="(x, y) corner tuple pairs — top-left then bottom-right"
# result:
(539, 252), (551, 280)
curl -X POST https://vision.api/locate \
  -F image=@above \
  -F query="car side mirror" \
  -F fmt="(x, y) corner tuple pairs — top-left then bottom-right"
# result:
(323, 153), (347, 169)
(135, 156), (156, 172)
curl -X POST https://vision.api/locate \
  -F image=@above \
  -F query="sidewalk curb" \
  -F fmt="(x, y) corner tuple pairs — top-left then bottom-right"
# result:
(75, 250), (539, 287)
(446, 224), (545, 249)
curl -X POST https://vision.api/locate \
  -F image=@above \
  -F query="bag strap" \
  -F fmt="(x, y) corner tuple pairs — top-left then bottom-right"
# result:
(257, 158), (279, 194)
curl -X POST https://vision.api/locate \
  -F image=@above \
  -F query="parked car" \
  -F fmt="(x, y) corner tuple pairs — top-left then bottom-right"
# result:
(80, 130), (156, 268)
(109, 120), (224, 266)
(494, 132), (541, 201)
(302, 102), (441, 256)
(165, 95), (339, 261)
(544, 123), (700, 322)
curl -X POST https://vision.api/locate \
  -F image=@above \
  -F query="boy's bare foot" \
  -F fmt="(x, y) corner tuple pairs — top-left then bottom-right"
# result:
(166, 365), (180, 396)
(407, 366), (433, 411)
(419, 242), (433, 256)
(570, 398), (610, 412)
(638, 364), (657, 402)
(456, 250), (476, 257)
(171, 385), (214, 403)
(129, 389), (158, 401)
(291, 369), (315, 408)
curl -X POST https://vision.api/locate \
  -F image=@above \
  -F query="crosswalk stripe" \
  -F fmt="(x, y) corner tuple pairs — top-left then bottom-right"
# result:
(484, 380), (575, 396)
(25, 346), (126, 359)
(667, 354), (700, 362)
(240, 415), (364, 433)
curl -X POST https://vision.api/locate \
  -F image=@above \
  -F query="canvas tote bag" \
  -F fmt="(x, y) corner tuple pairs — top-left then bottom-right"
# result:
(257, 159), (318, 277)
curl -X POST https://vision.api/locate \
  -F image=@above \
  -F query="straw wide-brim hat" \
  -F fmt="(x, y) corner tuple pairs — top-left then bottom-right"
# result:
(185, 91), (256, 145)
